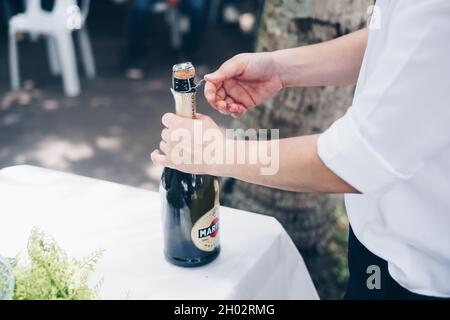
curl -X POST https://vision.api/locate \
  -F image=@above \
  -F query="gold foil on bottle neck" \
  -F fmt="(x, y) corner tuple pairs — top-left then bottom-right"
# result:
(171, 62), (197, 119)
(170, 89), (197, 119)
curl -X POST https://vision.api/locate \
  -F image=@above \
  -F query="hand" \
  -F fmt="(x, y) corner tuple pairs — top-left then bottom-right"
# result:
(151, 113), (225, 175)
(166, 0), (181, 8)
(204, 52), (284, 117)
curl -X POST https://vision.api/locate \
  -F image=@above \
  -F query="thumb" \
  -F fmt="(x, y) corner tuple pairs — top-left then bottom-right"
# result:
(204, 71), (224, 84)
(205, 57), (245, 84)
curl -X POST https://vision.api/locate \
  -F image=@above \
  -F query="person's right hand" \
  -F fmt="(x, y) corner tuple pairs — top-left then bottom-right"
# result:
(204, 52), (284, 117)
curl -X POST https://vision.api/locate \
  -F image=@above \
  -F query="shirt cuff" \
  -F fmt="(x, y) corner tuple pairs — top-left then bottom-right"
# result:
(317, 112), (406, 194)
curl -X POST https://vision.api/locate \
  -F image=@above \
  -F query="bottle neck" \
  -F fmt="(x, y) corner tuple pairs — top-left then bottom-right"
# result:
(171, 77), (197, 119)
(173, 78), (196, 93)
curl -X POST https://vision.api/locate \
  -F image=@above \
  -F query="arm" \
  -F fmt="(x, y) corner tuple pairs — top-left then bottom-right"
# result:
(152, 29), (369, 192)
(151, 114), (358, 194)
(204, 28), (368, 117)
(219, 135), (358, 193)
(274, 28), (368, 87)
(223, 1), (450, 194)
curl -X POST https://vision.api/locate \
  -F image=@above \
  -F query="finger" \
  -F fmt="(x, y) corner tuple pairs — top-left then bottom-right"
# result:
(231, 103), (246, 113)
(216, 100), (228, 111)
(230, 108), (242, 118)
(161, 128), (170, 142)
(217, 87), (226, 100)
(162, 113), (175, 127)
(231, 110), (245, 118)
(223, 79), (256, 108)
(229, 104), (239, 113)
(225, 97), (234, 105)
(225, 97), (237, 113)
(213, 102), (229, 115)
(234, 108), (247, 117)
(215, 88), (227, 111)
(159, 141), (169, 155)
(204, 81), (217, 106)
(230, 104), (247, 117)
(151, 149), (170, 167)
(204, 68), (228, 84)
(162, 113), (183, 128)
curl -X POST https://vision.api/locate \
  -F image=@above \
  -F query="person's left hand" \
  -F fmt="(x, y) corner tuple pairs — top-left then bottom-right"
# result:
(151, 113), (225, 175)
(166, 0), (181, 8)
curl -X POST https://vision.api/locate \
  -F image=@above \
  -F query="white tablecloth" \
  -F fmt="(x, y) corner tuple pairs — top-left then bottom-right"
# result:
(0, 165), (318, 300)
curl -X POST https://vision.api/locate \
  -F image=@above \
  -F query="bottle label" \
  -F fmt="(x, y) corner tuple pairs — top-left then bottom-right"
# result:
(191, 206), (220, 252)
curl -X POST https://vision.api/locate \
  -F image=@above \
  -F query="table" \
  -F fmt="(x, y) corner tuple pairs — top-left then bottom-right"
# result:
(0, 165), (318, 300)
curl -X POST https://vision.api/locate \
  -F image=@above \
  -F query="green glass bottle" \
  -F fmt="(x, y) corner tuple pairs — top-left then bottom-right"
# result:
(160, 62), (220, 267)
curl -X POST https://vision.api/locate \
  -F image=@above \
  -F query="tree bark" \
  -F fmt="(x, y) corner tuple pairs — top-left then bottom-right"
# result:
(221, 0), (372, 299)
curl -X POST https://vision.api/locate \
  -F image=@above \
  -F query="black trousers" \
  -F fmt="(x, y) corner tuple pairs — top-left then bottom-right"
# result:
(344, 226), (446, 300)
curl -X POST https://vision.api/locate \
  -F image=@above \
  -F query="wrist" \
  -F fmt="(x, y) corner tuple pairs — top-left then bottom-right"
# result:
(272, 47), (309, 88)
(270, 50), (289, 88)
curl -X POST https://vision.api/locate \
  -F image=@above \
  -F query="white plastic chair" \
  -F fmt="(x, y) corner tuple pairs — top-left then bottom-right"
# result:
(9, 0), (96, 97)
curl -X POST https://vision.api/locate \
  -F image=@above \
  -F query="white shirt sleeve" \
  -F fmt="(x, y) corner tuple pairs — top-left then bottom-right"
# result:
(318, 0), (450, 194)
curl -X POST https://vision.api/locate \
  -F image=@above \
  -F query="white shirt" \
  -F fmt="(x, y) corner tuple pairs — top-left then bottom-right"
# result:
(318, 0), (450, 297)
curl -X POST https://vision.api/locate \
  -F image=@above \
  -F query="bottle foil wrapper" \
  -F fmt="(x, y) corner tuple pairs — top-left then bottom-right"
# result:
(170, 88), (197, 119)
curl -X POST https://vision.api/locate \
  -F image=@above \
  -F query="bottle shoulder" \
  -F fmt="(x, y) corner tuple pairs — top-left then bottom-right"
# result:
(161, 168), (217, 191)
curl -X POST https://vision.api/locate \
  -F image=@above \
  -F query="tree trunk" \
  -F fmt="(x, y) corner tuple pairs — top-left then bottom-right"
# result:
(220, 0), (372, 299)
